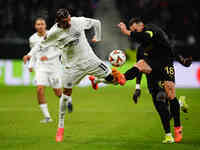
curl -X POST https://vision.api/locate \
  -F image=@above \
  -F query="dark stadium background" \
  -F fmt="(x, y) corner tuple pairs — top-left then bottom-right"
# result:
(0, 0), (199, 60)
(1, 1), (200, 149)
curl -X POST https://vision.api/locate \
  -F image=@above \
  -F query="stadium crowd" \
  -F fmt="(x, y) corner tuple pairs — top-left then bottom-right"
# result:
(0, 0), (98, 39)
(115, 0), (200, 60)
(0, 0), (199, 60)
(0, 0), (99, 58)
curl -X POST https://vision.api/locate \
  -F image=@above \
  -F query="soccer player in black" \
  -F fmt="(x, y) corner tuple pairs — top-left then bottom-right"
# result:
(118, 18), (192, 143)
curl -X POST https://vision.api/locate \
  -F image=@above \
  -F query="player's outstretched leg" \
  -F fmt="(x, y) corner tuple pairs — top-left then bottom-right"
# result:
(124, 60), (152, 80)
(89, 75), (116, 90)
(89, 68), (126, 90)
(111, 68), (126, 85)
(37, 85), (53, 123)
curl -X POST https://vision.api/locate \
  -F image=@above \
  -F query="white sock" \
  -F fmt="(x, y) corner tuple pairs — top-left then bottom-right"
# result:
(67, 96), (72, 104)
(40, 104), (51, 119)
(136, 84), (140, 89)
(58, 94), (69, 128)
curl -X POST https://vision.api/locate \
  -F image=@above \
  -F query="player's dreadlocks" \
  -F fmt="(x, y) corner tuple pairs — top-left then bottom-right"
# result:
(56, 8), (70, 23)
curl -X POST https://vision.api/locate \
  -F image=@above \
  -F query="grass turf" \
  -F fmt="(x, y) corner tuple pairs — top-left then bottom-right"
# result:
(0, 86), (200, 150)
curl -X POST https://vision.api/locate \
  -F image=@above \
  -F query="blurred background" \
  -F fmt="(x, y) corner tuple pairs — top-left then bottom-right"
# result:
(1, 2), (200, 149)
(0, 0), (200, 87)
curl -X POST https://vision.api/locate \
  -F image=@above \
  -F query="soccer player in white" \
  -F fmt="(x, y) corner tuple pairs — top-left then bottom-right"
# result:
(25, 9), (126, 142)
(23, 18), (62, 123)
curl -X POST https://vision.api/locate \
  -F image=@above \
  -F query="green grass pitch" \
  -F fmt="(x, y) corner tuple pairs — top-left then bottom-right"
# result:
(0, 86), (200, 150)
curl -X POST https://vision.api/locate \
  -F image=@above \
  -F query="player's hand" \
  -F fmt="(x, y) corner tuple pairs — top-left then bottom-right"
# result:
(23, 55), (31, 64)
(133, 89), (141, 104)
(182, 56), (192, 67)
(117, 22), (127, 31)
(29, 68), (33, 72)
(179, 55), (192, 67)
(40, 56), (48, 61)
(117, 22), (131, 36)
(91, 37), (97, 43)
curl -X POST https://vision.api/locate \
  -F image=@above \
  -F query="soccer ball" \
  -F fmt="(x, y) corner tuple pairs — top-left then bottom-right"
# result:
(109, 50), (126, 67)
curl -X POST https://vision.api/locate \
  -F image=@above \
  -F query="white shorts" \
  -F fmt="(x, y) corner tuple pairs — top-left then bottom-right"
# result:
(35, 71), (62, 89)
(62, 59), (111, 88)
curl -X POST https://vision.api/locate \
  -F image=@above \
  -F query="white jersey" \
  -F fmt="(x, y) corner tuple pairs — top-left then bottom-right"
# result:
(28, 17), (101, 68)
(28, 32), (61, 72)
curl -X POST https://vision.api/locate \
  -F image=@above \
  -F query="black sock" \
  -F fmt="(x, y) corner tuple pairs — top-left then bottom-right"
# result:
(136, 72), (143, 84)
(170, 97), (181, 127)
(105, 74), (114, 82)
(153, 94), (171, 133)
(124, 67), (140, 80)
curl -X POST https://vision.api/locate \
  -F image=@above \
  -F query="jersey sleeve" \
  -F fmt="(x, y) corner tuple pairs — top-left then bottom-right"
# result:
(40, 24), (60, 49)
(45, 24), (59, 41)
(29, 37), (34, 49)
(80, 17), (102, 41)
(27, 36), (37, 56)
(29, 24), (60, 56)
(27, 44), (40, 56)
(130, 30), (153, 43)
(45, 48), (61, 60)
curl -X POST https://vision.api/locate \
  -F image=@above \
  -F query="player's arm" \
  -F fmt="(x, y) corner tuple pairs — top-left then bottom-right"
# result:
(33, 24), (60, 59)
(28, 55), (36, 72)
(177, 55), (192, 67)
(42, 24), (60, 44)
(81, 17), (101, 42)
(118, 22), (153, 42)
(23, 37), (39, 64)
(118, 22), (131, 36)
(172, 48), (192, 67)
(27, 25), (60, 60)
(27, 44), (41, 56)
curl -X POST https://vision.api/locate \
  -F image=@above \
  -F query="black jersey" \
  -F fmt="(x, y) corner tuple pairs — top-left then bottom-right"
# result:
(130, 24), (174, 64)
(131, 24), (176, 93)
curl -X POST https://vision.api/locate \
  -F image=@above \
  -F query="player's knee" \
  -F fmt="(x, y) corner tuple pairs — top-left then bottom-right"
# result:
(37, 86), (44, 95)
(139, 59), (145, 64)
(134, 60), (143, 71)
(153, 92), (169, 115)
(164, 81), (175, 100)
(168, 93), (175, 100)
(134, 59), (152, 74)
(155, 91), (167, 103)
(63, 88), (72, 96)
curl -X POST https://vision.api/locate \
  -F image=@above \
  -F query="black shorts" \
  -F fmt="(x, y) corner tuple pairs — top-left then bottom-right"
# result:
(145, 59), (175, 94)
